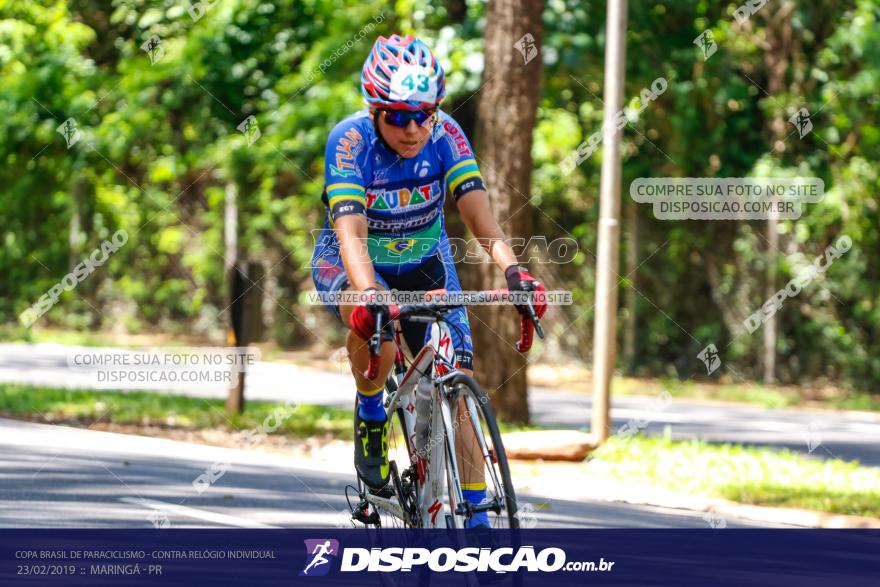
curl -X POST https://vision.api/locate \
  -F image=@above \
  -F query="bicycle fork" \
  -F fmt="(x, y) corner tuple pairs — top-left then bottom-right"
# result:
(454, 393), (504, 519)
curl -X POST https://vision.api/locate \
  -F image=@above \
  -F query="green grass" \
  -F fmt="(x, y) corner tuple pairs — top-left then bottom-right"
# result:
(0, 382), (538, 440)
(660, 378), (804, 408)
(0, 325), (201, 348)
(827, 393), (880, 412)
(0, 383), (352, 439)
(585, 431), (880, 518)
(0, 326), (120, 347)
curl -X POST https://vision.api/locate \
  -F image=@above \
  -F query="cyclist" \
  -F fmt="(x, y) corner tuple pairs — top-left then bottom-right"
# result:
(311, 34), (546, 528)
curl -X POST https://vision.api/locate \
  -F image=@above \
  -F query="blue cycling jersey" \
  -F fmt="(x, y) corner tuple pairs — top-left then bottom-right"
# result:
(321, 108), (485, 273)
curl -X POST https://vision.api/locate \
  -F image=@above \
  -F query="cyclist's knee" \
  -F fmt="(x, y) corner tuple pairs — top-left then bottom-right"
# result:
(346, 327), (395, 350)
(346, 331), (395, 376)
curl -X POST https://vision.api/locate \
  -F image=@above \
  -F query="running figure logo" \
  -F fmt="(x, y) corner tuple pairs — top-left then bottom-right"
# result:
(300, 539), (339, 577)
(693, 30), (717, 61)
(513, 33), (539, 64)
(140, 34), (164, 65)
(237, 115), (261, 146)
(56, 118), (81, 149)
(789, 107), (813, 138)
(697, 344), (721, 375)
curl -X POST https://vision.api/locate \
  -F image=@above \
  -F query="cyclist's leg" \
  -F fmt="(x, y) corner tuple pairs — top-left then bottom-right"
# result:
(342, 300), (395, 489)
(444, 315), (489, 528)
(313, 228), (395, 489)
(339, 302), (396, 396)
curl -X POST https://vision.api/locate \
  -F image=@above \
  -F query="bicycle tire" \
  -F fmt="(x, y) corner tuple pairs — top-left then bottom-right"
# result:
(441, 373), (520, 529)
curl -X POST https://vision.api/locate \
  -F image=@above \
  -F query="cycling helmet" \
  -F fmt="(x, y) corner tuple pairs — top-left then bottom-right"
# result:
(361, 34), (446, 111)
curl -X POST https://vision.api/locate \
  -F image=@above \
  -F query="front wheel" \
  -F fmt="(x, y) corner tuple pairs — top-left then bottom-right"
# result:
(442, 373), (519, 529)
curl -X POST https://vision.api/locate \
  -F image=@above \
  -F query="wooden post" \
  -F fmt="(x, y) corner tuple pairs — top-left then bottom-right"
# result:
(226, 263), (247, 413)
(592, 0), (628, 443)
(225, 182), (246, 414)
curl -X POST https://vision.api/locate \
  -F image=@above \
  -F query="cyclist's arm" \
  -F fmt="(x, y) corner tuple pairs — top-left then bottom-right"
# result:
(323, 118), (377, 292)
(334, 215), (379, 291)
(456, 189), (519, 272)
(438, 114), (518, 272)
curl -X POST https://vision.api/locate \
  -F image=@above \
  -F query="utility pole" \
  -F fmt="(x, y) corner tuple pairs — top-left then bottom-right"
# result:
(592, 0), (628, 443)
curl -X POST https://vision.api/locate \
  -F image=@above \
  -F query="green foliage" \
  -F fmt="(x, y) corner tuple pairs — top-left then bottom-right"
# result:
(2, 0), (878, 395)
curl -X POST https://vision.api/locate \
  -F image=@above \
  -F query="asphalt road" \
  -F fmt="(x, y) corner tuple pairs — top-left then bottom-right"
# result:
(2, 342), (878, 466)
(0, 417), (790, 529)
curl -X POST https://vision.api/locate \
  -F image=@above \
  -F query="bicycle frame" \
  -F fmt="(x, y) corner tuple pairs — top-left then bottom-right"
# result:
(364, 319), (467, 528)
(355, 288), (542, 530)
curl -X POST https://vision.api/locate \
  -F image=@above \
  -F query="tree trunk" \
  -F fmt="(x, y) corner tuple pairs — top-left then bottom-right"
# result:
(760, 1), (795, 384)
(763, 213), (779, 384)
(68, 179), (85, 274)
(224, 181), (246, 414)
(622, 197), (638, 372)
(472, 0), (544, 424)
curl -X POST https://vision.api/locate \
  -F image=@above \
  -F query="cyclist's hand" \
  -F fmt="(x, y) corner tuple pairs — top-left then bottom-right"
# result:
(349, 288), (388, 341)
(504, 265), (547, 318)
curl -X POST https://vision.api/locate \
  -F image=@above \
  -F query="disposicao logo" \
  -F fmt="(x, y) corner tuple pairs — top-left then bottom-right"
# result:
(300, 539), (339, 577)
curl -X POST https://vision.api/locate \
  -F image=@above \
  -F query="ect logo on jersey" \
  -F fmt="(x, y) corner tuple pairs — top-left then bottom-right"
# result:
(300, 539), (339, 576)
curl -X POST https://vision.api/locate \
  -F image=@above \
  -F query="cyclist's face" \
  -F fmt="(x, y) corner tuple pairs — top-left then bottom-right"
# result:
(376, 110), (434, 159)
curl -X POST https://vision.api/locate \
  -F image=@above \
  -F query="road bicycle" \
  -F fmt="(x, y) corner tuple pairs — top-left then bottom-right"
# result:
(344, 288), (544, 529)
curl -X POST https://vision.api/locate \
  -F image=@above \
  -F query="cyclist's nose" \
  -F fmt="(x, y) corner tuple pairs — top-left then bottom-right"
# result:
(405, 119), (420, 134)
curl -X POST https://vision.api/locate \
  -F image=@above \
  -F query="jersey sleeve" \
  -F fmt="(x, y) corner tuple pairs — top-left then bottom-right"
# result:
(323, 118), (370, 222)
(436, 113), (485, 200)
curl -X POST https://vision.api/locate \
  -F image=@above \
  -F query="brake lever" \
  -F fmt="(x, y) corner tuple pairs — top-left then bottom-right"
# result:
(524, 299), (545, 339)
(365, 307), (385, 380)
(369, 308), (384, 355)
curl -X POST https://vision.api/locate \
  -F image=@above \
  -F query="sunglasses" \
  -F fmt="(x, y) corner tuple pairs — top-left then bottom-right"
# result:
(381, 109), (436, 128)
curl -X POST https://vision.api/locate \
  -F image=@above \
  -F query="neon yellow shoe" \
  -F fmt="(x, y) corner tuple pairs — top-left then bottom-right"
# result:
(354, 410), (390, 490)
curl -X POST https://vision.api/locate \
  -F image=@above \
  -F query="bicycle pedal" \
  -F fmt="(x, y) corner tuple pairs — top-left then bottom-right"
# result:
(456, 498), (501, 516)
(352, 508), (381, 526)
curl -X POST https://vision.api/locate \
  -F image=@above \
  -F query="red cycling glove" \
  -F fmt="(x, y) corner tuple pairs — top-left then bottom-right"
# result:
(348, 289), (388, 340)
(505, 265), (548, 318)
